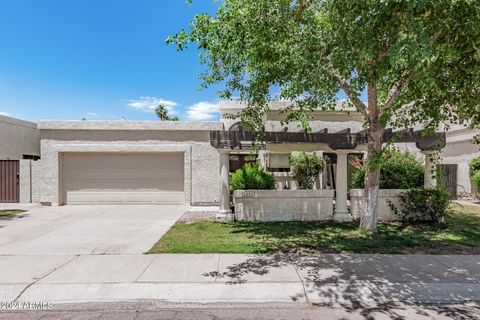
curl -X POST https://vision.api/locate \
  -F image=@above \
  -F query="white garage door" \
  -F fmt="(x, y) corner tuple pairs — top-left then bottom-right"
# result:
(62, 153), (185, 204)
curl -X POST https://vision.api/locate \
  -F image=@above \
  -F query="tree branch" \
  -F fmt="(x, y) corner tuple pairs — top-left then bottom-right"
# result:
(384, 71), (414, 110)
(295, 0), (312, 22)
(383, 30), (442, 110)
(336, 76), (369, 118)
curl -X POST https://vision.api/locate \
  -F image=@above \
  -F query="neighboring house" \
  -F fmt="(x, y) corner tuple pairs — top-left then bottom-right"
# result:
(1, 101), (478, 205)
(0, 115), (40, 203)
(0, 114), (40, 160)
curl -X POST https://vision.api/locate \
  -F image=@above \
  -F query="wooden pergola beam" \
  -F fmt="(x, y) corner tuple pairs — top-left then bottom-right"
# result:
(210, 128), (446, 151)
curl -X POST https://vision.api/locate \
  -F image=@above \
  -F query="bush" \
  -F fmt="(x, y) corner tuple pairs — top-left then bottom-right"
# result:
(389, 187), (452, 224)
(351, 149), (424, 189)
(230, 163), (275, 191)
(289, 152), (325, 189)
(470, 156), (480, 175)
(472, 171), (480, 190)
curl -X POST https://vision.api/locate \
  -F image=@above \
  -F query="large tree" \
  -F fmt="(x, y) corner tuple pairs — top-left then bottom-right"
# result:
(169, 0), (480, 233)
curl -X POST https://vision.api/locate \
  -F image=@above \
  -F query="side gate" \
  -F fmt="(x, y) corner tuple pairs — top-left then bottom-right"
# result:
(0, 160), (20, 203)
(438, 164), (458, 199)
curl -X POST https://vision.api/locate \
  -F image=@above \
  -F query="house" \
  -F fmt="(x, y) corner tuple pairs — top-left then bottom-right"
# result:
(0, 114), (40, 203)
(2, 101), (479, 211)
(0, 114), (39, 160)
(35, 120), (222, 206)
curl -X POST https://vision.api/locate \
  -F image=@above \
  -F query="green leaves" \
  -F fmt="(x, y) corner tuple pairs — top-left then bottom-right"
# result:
(169, 0), (479, 133)
(230, 163), (276, 191)
(472, 171), (480, 191)
(469, 156), (480, 175)
(351, 148), (424, 189)
(391, 187), (452, 224)
(154, 104), (178, 121)
(289, 151), (325, 189)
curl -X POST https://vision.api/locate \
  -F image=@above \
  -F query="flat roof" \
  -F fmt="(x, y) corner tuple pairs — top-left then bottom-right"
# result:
(37, 120), (224, 131)
(218, 100), (359, 112)
(0, 115), (37, 129)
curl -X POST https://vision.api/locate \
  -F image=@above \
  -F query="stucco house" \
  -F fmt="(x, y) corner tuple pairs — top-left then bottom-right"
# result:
(0, 114), (40, 160)
(2, 102), (479, 214)
(0, 115), (40, 203)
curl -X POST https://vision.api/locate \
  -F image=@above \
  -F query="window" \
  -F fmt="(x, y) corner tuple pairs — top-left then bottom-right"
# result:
(267, 153), (290, 172)
(22, 154), (40, 160)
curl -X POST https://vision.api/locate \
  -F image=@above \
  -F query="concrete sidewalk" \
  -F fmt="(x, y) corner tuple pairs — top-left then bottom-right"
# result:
(1, 254), (479, 306)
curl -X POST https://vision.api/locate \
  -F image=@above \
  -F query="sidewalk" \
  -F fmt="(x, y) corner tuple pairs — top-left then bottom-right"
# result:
(1, 253), (479, 306)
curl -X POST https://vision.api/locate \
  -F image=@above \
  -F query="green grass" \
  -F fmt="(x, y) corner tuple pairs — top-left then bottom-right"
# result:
(147, 204), (480, 254)
(0, 209), (26, 217)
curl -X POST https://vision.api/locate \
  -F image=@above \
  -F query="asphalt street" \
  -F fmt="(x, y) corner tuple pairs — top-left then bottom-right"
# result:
(0, 301), (479, 320)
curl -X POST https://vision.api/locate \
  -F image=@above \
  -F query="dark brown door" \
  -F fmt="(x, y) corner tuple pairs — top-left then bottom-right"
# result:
(438, 164), (457, 199)
(0, 160), (20, 203)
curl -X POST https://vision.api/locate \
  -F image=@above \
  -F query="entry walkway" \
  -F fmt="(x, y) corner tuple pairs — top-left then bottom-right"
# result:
(1, 253), (479, 305)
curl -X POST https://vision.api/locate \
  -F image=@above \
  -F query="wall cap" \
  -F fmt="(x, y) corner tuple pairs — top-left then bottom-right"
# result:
(38, 120), (224, 131)
(233, 189), (335, 198)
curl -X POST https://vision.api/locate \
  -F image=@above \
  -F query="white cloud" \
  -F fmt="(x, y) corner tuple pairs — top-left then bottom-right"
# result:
(126, 96), (178, 114)
(186, 102), (219, 121)
(86, 112), (98, 117)
(0, 111), (10, 116)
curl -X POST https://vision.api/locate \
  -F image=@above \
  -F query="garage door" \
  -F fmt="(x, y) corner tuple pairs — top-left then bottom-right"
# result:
(62, 153), (185, 204)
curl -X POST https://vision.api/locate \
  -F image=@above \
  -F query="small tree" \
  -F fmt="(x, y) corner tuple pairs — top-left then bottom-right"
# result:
(470, 157), (480, 176)
(472, 171), (480, 191)
(230, 163), (275, 191)
(289, 152), (325, 190)
(155, 104), (179, 121)
(351, 149), (424, 189)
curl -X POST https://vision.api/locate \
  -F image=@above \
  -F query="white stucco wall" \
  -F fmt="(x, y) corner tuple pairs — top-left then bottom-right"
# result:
(19, 159), (42, 203)
(0, 115), (40, 160)
(19, 160), (31, 203)
(32, 159), (41, 203)
(37, 121), (223, 206)
(234, 189), (335, 221)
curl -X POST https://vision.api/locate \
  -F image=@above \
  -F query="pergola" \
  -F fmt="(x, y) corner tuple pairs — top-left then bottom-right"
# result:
(210, 126), (446, 222)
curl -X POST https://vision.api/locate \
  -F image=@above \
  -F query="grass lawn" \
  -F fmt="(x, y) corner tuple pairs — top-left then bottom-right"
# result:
(0, 209), (26, 217)
(147, 204), (480, 254)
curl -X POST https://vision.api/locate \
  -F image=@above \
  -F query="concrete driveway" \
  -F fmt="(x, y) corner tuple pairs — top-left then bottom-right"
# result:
(0, 205), (187, 255)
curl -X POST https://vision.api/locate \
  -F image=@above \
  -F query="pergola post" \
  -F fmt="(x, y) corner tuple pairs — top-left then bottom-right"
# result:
(334, 150), (352, 222)
(423, 150), (438, 189)
(216, 149), (234, 222)
(314, 151), (324, 190)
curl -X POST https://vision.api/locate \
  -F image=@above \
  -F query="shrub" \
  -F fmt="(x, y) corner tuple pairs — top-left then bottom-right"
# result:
(289, 152), (325, 189)
(351, 149), (424, 189)
(230, 163), (275, 191)
(388, 187), (452, 224)
(470, 156), (480, 175)
(472, 171), (480, 190)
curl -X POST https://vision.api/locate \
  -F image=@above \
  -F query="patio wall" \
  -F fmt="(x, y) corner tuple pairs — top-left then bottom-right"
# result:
(233, 189), (334, 221)
(350, 189), (405, 222)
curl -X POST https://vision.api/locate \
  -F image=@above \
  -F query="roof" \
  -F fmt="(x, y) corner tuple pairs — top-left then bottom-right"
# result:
(0, 115), (37, 129)
(219, 100), (359, 112)
(37, 120), (224, 131)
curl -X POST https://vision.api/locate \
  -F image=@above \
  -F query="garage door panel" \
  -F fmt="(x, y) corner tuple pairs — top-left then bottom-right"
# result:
(63, 178), (184, 191)
(62, 153), (185, 204)
(66, 191), (185, 204)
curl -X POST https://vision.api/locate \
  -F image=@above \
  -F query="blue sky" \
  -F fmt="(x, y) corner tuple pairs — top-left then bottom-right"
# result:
(0, 0), (222, 121)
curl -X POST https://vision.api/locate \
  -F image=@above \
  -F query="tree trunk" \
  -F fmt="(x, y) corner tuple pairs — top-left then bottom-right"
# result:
(360, 123), (384, 234)
(360, 83), (384, 234)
